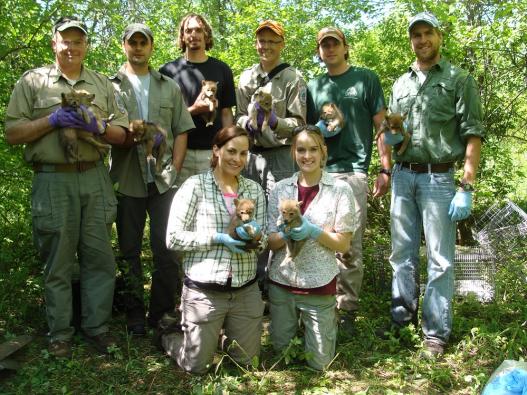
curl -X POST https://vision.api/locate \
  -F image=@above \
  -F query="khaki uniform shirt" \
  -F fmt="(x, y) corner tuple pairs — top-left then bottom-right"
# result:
(109, 66), (195, 198)
(236, 62), (307, 148)
(5, 64), (129, 164)
(389, 57), (484, 163)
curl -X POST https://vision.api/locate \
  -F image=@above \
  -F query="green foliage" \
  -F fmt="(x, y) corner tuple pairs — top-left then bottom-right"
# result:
(1, 0), (526, 393)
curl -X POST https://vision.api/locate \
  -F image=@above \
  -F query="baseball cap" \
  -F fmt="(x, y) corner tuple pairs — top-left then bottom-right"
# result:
(52, 17), (88, 35)
(408, 12), (440, 33)
(122, 23), (154, 42)
(317, 27), (347, 45)
(255, 20), (285, 39)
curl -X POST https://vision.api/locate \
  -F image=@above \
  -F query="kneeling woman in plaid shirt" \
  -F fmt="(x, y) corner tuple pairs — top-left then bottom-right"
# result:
(267, 125), (357, 370)
(164, 126), (267, 374)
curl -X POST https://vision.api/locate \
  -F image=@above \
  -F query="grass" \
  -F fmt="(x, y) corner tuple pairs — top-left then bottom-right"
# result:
(1, 236), (526, 394)
(1, 164), (526, 394)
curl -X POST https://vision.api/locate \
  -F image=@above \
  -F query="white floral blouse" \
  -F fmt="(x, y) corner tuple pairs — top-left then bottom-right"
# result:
(267, 171), (357, 288)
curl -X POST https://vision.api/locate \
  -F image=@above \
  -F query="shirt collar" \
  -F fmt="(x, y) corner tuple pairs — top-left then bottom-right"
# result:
(51, 63), (93, 85)
(284, 171), (335, 187)
(408, 56), (448, 75)
(112, 64), (161, 82)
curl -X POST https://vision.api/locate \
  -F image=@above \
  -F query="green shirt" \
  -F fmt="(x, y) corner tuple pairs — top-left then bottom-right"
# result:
(389, 57), (484, 163)
(5, 64), (129, 164)
(308, 66), (386, 173)
(109, 66), (195, 198)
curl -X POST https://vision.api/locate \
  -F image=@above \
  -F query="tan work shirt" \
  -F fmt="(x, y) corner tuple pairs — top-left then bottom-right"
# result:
(5, 64), (129, 164)
(109, 66), (195, 198)
(236, 62), (307, 148)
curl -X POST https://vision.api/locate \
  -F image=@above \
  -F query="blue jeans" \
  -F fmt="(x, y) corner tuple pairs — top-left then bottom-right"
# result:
(389, 164), (456, 345)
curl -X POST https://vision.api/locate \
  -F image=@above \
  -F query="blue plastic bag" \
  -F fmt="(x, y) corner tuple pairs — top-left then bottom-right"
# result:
(482, 360), (527, 395)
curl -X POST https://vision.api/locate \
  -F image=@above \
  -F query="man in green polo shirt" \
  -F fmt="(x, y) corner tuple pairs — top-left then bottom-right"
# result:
(109, 23), (194, 336)
(386, 12), (484, 357)
(5, 16), (129, 357)
(307, 27), (391, 335)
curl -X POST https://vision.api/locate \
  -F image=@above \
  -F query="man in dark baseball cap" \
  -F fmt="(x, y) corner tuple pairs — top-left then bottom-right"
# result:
(122, 22), (154, 43)
(52, 16), (88, 35)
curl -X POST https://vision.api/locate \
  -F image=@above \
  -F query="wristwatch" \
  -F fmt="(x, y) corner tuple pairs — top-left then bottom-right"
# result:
(459, 181), (475, 192)
(379, 168), (392, 176)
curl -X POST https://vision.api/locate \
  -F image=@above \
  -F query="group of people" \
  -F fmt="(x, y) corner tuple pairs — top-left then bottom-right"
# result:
(5, 10), (483, 372)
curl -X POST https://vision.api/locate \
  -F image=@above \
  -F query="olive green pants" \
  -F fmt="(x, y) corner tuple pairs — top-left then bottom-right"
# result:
(31, 163), (116, 341)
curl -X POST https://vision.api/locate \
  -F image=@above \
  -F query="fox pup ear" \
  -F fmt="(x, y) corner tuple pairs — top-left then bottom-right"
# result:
(201, 80), (207, 86)
(296, 201), (303, 208)
(88, 93), (95, 101)
(233, 198), (239, 206)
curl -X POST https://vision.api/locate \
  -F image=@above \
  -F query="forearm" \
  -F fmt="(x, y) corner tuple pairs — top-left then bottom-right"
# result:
(268, 232), (286, 251)
(221, 107), (234, 127)
(172, 132), (188, 172)
(462, 136), (482, 184)
(103, 125), (127, 145)
(6, 116), (53, 145)
(315, 231), (352, 254)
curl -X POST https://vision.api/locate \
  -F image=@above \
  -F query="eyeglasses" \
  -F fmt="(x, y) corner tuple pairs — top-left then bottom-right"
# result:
(292, 124), (323, 136)
(256, 39), (283, 46)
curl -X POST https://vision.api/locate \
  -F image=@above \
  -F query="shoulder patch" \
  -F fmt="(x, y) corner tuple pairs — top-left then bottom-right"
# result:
(114, 91), (127, 114)
(299, 86), (307, 105)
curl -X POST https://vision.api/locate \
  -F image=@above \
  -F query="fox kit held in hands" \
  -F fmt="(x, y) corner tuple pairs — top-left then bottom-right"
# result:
(248, 88), (273, 131)
(227, 198), (261, 250)
(277, 199), (305, 260)
(320, 103), (345, 133)
(200, 80), (218, 127)
(130, 120), (168, 172)
(59, 89), (112, 162)
(375, 112), (411, 155)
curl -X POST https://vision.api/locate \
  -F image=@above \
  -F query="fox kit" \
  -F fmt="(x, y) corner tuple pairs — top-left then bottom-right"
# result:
(320, 103), (345, 133)
(227, 198), (261, 250)
(59, 89), (111, 162)
(375, 112), (411, 155)
(130, 120), (168, 172)
(248, 88), (273, 131)
(200, 80), (218, 127)
(277, 199), (305, 260)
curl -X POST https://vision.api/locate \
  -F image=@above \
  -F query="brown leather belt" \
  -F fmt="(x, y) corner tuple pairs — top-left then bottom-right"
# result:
(398, 162), (454, 173)
(33, 162), (97, 173)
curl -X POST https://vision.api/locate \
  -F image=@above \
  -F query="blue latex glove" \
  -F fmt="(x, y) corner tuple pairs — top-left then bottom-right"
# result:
(78, 105), (106, 135)
(153, 132), (165, 148)
(235, 220), (261, 241)
(49, 107), (85, 128)
(316, 119), (342, 138)
(383, 131), (404, 146)
(448, 191), (473, 221)
(287, 217), (323, 241)
(213, 233), (246, 254)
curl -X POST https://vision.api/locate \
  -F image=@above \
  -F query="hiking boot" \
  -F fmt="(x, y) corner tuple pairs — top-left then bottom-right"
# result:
(420, 340), (445, 359)
(152, 312), (182, 351)
(83, 332), (117, 354)
(337, 310), (357, 340)
(49, 340), (72, 358)
(375, 322), (403, 340)
(126, 324), (147, 337)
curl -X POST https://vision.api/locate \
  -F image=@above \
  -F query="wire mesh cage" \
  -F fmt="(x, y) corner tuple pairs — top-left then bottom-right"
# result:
(475, 199), (527, 260)
(454, 246), (496, 302)
(367, 200), (526, 302)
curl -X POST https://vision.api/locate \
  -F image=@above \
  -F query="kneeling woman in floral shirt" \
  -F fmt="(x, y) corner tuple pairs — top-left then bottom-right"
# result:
(267, 125), (356, 370)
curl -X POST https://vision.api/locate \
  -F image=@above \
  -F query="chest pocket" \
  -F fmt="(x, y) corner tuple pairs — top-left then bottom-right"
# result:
(34, 97), (61, 119)
(428, 81), (456, 121)
(394, 92), (416, 114)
